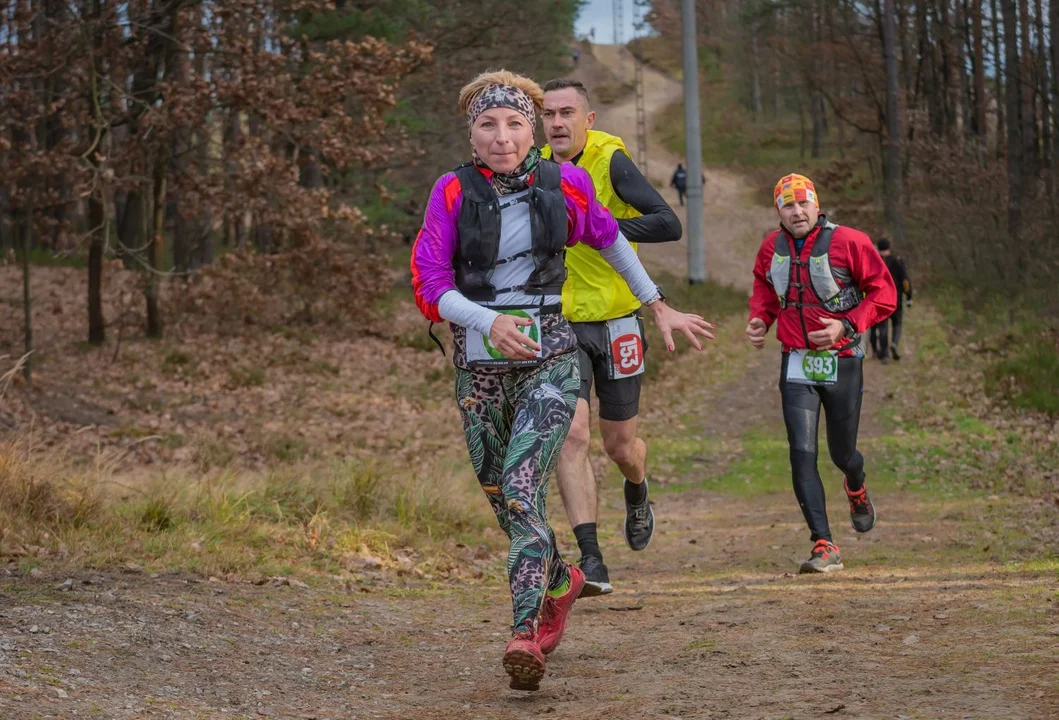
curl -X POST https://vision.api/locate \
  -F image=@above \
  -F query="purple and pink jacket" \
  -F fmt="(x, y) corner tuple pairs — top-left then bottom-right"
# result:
(411, 163), (619, 322)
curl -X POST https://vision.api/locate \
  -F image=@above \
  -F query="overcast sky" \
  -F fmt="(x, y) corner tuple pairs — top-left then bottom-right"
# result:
(575, 0), (646, 44)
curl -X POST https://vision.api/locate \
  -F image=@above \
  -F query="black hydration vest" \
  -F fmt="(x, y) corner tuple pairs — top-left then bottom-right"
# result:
(452, 160), (568, 302)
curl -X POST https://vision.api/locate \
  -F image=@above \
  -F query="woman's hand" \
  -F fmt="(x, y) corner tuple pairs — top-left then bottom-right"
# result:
(488, 314), (540, 360)
(647, 301), (715, 352)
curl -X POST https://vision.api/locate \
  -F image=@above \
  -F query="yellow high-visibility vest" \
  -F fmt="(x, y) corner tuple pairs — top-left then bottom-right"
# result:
(542, 130), (642, 322)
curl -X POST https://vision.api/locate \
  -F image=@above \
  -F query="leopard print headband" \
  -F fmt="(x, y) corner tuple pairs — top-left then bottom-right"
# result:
(467, 84), (536, 128)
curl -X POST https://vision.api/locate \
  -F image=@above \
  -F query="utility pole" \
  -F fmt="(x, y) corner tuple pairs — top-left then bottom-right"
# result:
(613, 0), (625, 78)
(633, 0), (648, 173)
(682, 0), (705, 284)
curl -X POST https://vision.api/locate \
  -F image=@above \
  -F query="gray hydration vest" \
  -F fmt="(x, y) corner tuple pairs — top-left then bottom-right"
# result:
(767, 219), (863, 314)
(452, 160), (568, 303)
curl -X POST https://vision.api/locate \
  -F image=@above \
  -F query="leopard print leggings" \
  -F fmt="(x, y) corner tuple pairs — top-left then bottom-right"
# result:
(455, 352), (580, 633)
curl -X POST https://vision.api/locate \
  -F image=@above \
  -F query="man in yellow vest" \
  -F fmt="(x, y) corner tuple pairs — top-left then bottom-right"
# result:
(541, 78), (683, 596)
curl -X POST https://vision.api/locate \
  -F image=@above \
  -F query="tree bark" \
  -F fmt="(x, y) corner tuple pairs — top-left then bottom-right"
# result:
(937, 0), (954, 134)
(1051, 0), (1059, 200)
(750, 23), (762, 119)
(86, 0), (107, 346)
(21, 204), (33, 379)
(1033, 0), (1050, 194)
(972, 0), (987, 136)
(955, 0), (972, 136)
(87, 187), (106, 346)
(1003, 0), (1024, 271)
(992, 0), (1005, 153)
(1018, 0), (1037, 178)
(882, 0), (907, 245)
(147, 149), (165, 338)
(809, 1), (825, 157)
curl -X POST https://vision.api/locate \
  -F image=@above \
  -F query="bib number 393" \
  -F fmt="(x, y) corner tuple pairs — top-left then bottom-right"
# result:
(786, 349), (839, 385)
(606, 316), (645, 379)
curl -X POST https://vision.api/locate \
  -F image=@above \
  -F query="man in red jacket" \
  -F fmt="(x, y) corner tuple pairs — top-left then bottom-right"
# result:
(745, 174), (897, 573)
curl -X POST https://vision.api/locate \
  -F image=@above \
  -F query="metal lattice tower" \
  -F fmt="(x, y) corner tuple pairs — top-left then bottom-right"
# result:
(633, 0), (648, 174)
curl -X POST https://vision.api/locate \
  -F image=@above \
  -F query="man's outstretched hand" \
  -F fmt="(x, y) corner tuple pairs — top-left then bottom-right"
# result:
(648, 301), (715, 352)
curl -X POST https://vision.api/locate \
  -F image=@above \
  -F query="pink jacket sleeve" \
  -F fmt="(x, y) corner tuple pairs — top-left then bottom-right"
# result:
(410, 173), (461, 322)
(559, 163), (619, 250)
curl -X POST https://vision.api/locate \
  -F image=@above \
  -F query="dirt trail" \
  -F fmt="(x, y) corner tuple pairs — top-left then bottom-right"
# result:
(573, 45), (774, 289)
(2, 46), (1056, 720)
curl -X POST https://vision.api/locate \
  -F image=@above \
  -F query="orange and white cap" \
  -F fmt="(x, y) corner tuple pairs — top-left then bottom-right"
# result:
(773, 173), (819, 209)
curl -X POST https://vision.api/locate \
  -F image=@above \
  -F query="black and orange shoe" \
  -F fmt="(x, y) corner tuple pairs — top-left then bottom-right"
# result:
(844, 477), (877, 533)
(503, 629), (546, 691)
(799, 539), (844, 574)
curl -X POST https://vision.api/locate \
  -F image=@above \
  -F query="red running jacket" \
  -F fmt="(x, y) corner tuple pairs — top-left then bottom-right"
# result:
(749, 220), (897, 357)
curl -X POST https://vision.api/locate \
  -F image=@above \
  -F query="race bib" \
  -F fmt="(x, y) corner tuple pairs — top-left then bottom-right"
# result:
(606, 316), (646, 379)
(465, 308), (542, 368)
(786, 349), (839, 385)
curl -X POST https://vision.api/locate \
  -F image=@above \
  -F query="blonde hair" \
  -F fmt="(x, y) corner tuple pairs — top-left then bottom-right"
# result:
(457, 70), (545, 117)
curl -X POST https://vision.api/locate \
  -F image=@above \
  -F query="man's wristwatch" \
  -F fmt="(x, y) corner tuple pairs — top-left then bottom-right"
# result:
(840, 318), (856, 338)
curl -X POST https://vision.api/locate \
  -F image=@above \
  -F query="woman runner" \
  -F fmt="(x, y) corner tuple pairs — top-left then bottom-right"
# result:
(411, 70), (714, 691)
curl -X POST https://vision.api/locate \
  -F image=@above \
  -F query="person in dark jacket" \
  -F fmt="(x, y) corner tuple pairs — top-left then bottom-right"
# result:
(670, 163), (688, 205)
(869, 237), (913, 363)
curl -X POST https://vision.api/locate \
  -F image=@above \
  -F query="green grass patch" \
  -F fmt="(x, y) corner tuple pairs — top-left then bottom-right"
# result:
(15, 247), (86, 268)
(925, 283), (1059, 416)
(986, 333), (1059, 415)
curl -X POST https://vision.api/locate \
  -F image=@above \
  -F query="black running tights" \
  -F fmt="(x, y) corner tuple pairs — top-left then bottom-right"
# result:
(779, 354), (866, 543)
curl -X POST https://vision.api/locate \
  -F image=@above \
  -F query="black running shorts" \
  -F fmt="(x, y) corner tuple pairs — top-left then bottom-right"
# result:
(572, 313), (647, 422)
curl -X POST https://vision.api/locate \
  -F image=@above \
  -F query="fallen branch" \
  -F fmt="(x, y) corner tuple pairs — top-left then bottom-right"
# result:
(0, 353), (32, 398)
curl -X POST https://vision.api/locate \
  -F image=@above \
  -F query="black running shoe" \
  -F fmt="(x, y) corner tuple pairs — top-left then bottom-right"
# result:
(844, 477), (877, 533)
(623, 479), (655, 551)
(891, 346), (901, 361)
(578, 555), (613, 597)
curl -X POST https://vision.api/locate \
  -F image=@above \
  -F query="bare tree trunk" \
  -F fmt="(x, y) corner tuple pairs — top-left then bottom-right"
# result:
(972, 0), (987, 136)
(921, 1), (945, 136)
(146, 150), (165, 338)
(1019, 0), (1038, 178)
(1051, 0), (1059, 202)
(87, 187), (106, 346)
(1003, 0), (1025, 273)
(955, 0), (972, 136)
(797, 90), (807, 160)
(937, 0), (954, 134)
(1033, 0), (1051, 198)
(773, 63), (781, 120)
(86, 0), (107, 346)
(896, 0), (914, 102)
(750, 23), (762, 120)
(882, 0), (907, 245)
(992, 0), (1005, 154)
(809, 1), (825, 157)
(21, 204), (33, 379)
